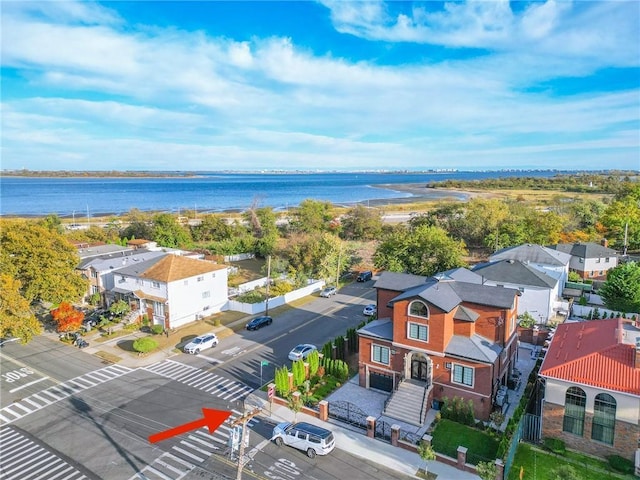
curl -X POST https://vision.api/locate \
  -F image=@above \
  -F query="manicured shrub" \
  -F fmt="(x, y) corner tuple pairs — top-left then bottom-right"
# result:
(150, 325), (164, 335)
(607, 455), (634, 474)
(307, 349), (319, 377)
(543, 437), (566, 454)
(440, 396), (475, 426)
(275, 365), (290, 396)
(133, 337), (158, 353)
(292, 359), (305, 387)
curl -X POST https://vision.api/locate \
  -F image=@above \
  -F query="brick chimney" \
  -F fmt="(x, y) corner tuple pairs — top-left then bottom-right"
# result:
(601, 238), (609, 248)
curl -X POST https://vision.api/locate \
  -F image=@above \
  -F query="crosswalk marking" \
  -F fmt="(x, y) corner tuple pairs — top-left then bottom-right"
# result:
(143, 359), (252, 403)
(0, 364), (133, 426)
(0, 427), (87, 480)
(130, 410), (260, 480)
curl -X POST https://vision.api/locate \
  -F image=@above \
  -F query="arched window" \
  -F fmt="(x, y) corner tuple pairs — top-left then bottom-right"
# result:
(563, 387), (586, 436)
(409, 301), (429, 319)
(592, 393), (616, 445)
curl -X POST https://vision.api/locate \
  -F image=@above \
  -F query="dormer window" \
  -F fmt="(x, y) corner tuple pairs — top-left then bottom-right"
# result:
(409, 300), (429, 319)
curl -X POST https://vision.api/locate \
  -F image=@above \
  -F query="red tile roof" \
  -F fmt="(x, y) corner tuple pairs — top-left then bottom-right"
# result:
(539, 318), (640, 395)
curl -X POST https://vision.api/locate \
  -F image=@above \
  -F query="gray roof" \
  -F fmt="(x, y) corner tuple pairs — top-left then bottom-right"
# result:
(79, 250), (166, 271)
(115, 255), (168, 276)
(445, 334), (502, 363)
(374, 271), (426, 291)
(390, 277), (518, 312)
(436, 267), (483, 284)
(453, 305), (480, 322)
(549, 242), (617, 259)
(357, 319), (393, 341)
(491, 244), (570, 266)
(77, 244), (133, 260)
(472, 259), (558, 288)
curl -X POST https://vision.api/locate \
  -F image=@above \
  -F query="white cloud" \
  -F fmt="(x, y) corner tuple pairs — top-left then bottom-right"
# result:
(0, 0), (638, 172)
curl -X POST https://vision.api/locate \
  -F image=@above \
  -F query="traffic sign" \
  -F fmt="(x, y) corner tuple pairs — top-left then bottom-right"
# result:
(267, 385), (275, 399)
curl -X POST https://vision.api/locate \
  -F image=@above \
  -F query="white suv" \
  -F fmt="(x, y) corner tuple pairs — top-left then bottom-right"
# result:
(183, 333), (218, 354)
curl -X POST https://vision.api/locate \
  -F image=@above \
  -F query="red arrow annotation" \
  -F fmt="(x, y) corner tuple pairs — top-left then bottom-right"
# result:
(148, 408), (231, 444)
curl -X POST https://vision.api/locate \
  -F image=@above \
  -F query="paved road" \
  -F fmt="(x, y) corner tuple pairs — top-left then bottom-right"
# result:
(179, 280), (376, 390)
(0, 282), (400, 480)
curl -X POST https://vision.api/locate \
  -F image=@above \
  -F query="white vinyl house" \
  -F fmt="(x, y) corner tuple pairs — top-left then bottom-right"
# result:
(110, 254), (228, 329)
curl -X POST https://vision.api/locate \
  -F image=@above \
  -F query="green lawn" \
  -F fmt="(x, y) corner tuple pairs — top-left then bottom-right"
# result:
(431, 419), (499, 465)
(507, 443), (635, 480)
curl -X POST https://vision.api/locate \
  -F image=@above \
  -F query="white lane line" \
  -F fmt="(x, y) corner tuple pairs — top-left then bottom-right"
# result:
(194, 354), (221, 364)
(9, 376), (49, 393)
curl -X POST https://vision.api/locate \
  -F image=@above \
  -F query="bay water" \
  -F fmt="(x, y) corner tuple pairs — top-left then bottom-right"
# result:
(0, 171), (560, 217)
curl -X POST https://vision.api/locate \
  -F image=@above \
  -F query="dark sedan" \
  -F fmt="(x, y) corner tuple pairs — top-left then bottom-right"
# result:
(246, 316), (273, 330)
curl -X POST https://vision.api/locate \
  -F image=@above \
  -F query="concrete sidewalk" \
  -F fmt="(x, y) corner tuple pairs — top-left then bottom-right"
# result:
(246, 390), (480, 480)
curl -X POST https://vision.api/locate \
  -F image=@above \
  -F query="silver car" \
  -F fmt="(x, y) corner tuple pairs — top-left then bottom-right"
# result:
(183, 333), (219, 354)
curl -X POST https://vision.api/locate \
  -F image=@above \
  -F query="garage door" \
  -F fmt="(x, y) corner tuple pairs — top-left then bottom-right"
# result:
(369, 372), (393, 392)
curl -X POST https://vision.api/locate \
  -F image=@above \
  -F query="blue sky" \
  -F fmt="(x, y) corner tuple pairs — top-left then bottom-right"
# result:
(1, 1), (639, 171)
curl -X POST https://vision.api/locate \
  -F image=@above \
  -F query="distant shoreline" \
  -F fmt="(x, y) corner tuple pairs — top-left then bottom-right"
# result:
(1, 184), (474, 220)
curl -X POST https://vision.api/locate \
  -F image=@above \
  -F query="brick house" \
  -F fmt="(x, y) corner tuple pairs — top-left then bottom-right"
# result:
(539, 318), (640, 461)
(357, 269), (520, 423)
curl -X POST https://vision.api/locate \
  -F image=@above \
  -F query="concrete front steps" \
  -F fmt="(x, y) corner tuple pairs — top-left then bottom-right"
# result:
(382, 379), (429, 426)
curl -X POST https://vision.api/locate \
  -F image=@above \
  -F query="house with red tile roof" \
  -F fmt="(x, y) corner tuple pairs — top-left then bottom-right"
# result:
(539, 318), (640, 461)
(109, 254), (228, 330)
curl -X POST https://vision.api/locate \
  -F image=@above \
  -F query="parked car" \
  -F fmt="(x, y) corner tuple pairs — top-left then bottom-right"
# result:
(288, 344), (317, 362)
(272, 421), (336, 458)
(356, 270), (372, 282)
(363, 304), (377, 316)
(183, 333), (219, 354)
(246, 316), (273, 330)
(320, 286), (337, 297)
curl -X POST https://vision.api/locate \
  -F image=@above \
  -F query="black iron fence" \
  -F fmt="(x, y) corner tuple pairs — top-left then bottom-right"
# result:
(328, 401), (368, 431)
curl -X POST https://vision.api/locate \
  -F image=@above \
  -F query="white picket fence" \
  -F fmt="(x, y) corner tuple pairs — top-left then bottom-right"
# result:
(226, 280), (325, 315)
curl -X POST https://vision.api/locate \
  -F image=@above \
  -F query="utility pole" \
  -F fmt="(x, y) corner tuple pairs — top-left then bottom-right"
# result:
(231, 407), (262, 480)
(623, 221), (629, 257)
(265, 255), (271, 316)
(335, 243), (341, 287)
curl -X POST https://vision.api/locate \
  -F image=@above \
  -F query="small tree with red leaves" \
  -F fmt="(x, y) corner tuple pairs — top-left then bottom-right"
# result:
(51, 302), (84, 336)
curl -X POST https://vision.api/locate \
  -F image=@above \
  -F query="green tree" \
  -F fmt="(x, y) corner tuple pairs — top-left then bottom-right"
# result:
(416, 440), (436, 477)
(0, 274), (42, 343)
(339, 205), (383, 240)
(191, 214), (232, 242)
(290, 199), (334, 233)
(459, 198), (509, 248)
(244, 207), (279, 257)
(374, 224), (467, 276)
(600, 197), (640, 251)
(120, 221), (153, 241)
(37, 214), (64, 234)
(152, 213), (192, 248)
(278, 232), (342, 281)
(109, 299), (131, 319)
(0, 220), (88, 304)
(598, 262), (640, 313)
